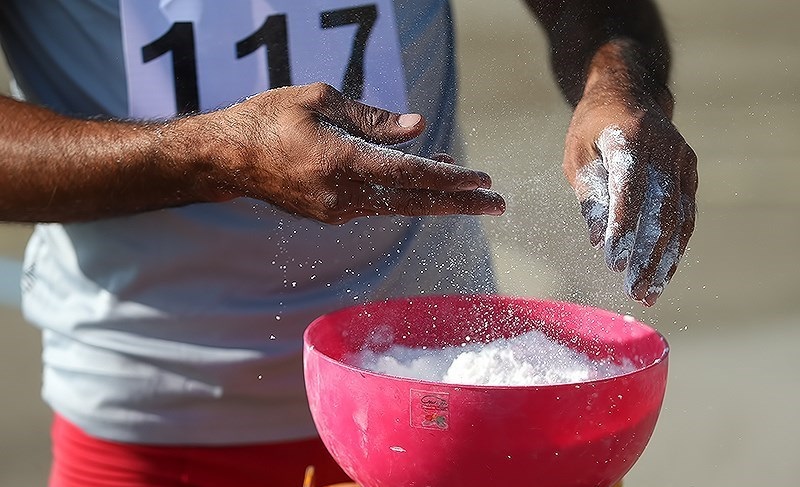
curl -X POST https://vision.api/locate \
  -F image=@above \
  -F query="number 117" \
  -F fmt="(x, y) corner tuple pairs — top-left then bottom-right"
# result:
(141, 5), (379, 114)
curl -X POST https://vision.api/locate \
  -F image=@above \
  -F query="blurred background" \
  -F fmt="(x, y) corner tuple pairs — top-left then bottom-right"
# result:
(1, 0), (798, 485)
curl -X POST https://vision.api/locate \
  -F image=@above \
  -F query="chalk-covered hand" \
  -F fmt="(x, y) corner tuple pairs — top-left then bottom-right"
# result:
(197, 82), (505, 224)
(563, 71), (698, 306)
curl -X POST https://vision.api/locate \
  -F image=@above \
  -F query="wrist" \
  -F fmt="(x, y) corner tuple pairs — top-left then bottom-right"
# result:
(583, 38), (673, 117)
(159, 114), (240, 204)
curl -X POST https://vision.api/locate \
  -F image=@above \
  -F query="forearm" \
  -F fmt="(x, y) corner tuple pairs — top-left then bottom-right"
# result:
(525, 0), (672, 113)
(0, 95), (222, 223)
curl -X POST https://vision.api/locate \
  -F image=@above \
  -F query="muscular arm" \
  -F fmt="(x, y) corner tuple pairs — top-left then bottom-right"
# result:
(0, 83), (504, 223)
(523, 0), (698, 306)
(0, 94), (217, 222)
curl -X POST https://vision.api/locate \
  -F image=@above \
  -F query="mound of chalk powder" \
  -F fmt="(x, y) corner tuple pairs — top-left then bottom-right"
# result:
(356, 328), (637, 386)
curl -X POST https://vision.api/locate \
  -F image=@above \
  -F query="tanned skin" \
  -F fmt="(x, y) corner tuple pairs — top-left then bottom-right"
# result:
(527, 0), (697, 305)
(0, 85), (502, 223)
(0, 0), (696, 305)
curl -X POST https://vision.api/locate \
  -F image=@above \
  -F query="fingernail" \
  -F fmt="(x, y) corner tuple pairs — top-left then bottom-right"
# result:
(398, 113), (421, 128)
(612, 250), (629, 272)
(480, 193), (505, 215)
(588, 222), (605, 248)
(642, 291), (661, 307)
(476, 172), (492, 189)
(482, 206), (505, 216)
(458, 181), (480, 191)
(631, 280), (649, 301)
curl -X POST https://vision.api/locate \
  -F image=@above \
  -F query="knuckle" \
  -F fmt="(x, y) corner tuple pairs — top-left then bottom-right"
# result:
(386, 164), (410, 187)
(383, 154), (417, 187)
(315, 141), (351, 178)
(316, 188), (356, 225)
(596, 124), (636, 157)
(318, 190), (341, 213)
(615, 112), (648, 138)
(360, 107), (391, 132)
(305, 82), (337, 107)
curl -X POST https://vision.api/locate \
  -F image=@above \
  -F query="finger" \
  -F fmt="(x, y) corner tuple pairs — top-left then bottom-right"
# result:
(675, 145), (698, 261)
(348, 185), (505, 218)
(574, 158), (610, 248)
(348, 143), (493, 192)
(304, 82), (425, 145)
(665, 183), (697, 285)
(642, 212), (682, 306)
(431, 153), (493, 189)
(645, 145), (699, 303)
(624, 165), (681, 304)
(597, 127), (647, 272)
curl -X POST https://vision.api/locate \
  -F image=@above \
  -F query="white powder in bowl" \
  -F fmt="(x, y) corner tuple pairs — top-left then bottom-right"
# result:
(356, 329), (637, 386)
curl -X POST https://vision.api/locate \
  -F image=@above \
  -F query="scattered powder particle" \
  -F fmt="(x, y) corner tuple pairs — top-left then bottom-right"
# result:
(357, 329), (636, 386)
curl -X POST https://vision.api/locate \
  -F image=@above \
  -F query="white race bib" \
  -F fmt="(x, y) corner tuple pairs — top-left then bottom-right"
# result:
(120, 0), (408, 119)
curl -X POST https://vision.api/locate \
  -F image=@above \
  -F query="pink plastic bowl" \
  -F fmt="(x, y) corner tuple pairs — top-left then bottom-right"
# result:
(304, 295), (668, 487)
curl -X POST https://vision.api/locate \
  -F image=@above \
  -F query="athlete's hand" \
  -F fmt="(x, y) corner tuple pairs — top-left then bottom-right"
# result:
(197, 82), (505, 224)
(563, 74), (697, 306)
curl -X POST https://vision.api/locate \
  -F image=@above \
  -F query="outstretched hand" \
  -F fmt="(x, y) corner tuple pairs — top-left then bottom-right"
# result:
(563, 83), (698, 306)
(201, 82), (505, 224)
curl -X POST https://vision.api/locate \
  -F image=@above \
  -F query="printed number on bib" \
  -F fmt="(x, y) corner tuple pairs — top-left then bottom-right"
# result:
(121, 0), (408, 119)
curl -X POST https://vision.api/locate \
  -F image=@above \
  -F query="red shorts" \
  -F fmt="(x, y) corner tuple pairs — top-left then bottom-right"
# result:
(49, 414), (351, 487)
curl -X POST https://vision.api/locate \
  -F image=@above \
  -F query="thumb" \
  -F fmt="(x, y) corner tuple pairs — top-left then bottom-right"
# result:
(305, 82), (425, 145)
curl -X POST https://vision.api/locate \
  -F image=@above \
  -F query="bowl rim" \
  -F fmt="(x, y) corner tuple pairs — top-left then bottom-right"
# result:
(304, 294), (670, 391)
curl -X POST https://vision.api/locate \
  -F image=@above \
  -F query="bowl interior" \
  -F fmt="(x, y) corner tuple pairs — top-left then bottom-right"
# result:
(306, 294), (667, 377)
